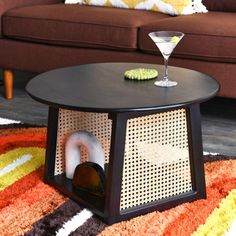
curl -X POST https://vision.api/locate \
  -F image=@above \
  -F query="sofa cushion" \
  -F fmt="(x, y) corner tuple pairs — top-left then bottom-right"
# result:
(203, 0), (236, 12)
(139, 12), (236, 63)
(2, 4), (170, 50)
(82, 0), (207, 16)
(0, 0), (63, 36)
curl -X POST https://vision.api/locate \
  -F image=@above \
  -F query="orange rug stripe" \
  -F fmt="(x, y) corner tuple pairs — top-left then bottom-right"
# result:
(0, 132), (46, 153)
(0, 166), (44, 209)
(0, 127), (46, 137)
(0, 133), (45, 143)
(0, 128), (46, 140)
(0, 191), (66, 236)
(0, 127), (46, 141)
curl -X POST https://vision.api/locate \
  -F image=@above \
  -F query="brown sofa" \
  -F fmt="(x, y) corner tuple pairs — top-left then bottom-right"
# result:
(0, 0), (235, 99)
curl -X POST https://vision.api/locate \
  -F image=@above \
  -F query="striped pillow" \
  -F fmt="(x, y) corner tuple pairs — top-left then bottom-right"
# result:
(73, 0), (208, 16)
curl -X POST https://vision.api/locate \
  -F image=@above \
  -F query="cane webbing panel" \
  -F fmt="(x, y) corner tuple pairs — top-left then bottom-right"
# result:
(55, 109), (112, 175)
(120, 109), (192, 211)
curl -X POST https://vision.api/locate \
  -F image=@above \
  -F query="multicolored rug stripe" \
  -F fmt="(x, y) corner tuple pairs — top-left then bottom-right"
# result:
(193, 189), (236, 235)
(0, 127), (106, 236)
(0, 126), (236, 235)
(0, 127), (67, 235)
(99, 158), (236, 236)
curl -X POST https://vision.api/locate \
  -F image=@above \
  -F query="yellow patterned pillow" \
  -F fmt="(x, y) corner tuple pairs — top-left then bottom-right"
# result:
(82, 0), (207, 15)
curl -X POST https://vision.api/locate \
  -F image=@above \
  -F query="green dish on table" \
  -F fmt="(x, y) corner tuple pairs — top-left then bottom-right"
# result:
(124, 68), (158, 81)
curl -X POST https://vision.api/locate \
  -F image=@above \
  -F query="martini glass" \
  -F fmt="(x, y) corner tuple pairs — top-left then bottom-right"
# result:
(149, 31), (184, 87)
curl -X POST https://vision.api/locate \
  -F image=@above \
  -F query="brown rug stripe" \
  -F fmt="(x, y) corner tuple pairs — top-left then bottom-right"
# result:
(204, 154), (236, 162)
(0, 124), (45, 130)
(0, 140), (46, 156)
(0, 127), (46, 136)
(0, 128), (46, 154)
(26, 200), (84, 236)
(26, 199), (107, 236)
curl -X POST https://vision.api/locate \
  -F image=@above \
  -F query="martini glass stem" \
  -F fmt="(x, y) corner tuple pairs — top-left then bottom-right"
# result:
(164, 57), (169, 82)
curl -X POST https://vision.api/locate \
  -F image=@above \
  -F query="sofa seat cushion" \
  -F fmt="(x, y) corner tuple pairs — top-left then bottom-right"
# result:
(139, 12), (236, 63)
(2, 4), (170, 50)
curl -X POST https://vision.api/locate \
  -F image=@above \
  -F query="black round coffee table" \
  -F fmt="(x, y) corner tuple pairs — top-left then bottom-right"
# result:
(26, 62), (219, 112)
(26, 63), (219, 225)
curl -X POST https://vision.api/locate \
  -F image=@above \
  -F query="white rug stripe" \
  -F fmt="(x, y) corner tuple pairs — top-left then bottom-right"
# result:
(203, 151), (219, 156)
(56, 209), (93, 236)
(226, 220), (236, 236)
(0, 117), (21, 125)
(0, 155), (32, 177)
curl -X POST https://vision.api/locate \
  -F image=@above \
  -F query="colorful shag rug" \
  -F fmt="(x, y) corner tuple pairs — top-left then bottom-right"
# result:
(0, 126), (236, 236)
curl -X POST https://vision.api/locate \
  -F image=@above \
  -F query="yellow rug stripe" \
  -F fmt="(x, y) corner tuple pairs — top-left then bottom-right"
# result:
(192, 189), (236, 236)
(0, 147), (45, 191)
(0, 147), (39, 168)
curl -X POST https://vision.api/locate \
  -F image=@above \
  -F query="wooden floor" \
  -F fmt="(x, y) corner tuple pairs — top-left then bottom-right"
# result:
(0, 69), (236, 156)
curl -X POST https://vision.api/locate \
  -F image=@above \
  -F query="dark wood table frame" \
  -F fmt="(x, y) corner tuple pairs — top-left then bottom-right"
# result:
(26, 63), (219, 224)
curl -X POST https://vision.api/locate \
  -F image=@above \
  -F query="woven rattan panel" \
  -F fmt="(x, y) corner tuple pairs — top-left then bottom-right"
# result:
(120, 109), (192, 211)
(55, 109), (112, 175)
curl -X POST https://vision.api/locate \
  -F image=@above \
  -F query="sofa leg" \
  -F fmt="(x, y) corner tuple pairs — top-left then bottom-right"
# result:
(3, 69), (14, 99)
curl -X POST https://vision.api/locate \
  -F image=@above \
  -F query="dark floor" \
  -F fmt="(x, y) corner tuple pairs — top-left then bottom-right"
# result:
(201, 98), (236, 156)
(1, 69), (236, 156)
(0, 69), (48, 124)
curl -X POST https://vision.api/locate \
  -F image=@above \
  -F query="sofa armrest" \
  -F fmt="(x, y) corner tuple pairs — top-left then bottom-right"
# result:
(0, 0), (64, 36)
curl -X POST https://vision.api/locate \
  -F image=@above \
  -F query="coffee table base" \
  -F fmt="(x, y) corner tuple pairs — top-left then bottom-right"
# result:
(44, 104), (206, 225)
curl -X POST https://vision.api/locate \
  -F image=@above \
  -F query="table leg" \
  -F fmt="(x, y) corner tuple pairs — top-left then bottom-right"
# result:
(187, 104), (206, 199)
(44, 107), (59, 183)
(104, 113), (128, 224)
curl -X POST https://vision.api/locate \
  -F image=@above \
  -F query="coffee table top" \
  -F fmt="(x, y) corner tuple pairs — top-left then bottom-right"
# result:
(26, 63), (219, 112)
